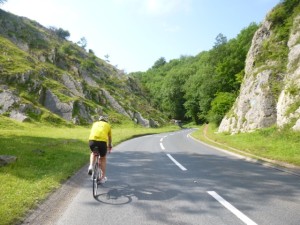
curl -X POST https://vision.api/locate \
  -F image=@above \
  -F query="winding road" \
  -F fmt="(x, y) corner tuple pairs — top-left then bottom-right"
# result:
(23, 129), (300, 225)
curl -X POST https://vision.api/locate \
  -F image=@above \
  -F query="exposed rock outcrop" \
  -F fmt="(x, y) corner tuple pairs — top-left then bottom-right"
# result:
(0, 155), (17, 166)
(43, 89), (73, 121)
(219, 13), (300, 133)
(133, 112), (150, 127)
(277, 15), (300, 131)
(61, 73), (84, 97)
(101, 88), (131, 118)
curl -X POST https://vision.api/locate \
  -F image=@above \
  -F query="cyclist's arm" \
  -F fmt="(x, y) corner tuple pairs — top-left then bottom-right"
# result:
(108, 131), (112, 153)
(108, 135), (112, 148)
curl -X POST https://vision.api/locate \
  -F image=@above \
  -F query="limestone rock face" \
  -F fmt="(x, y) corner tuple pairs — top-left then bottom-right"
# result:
(219, 15), (300, 133)
(0, 89), (20, 114)
(277, 15), (300, 131)
(101, 89), (130, 118)
(132, 112), (149, 127)
(43, 89), (73, 121)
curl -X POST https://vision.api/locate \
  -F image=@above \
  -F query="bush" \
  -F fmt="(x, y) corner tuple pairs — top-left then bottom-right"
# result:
(207, 92), (236, 125)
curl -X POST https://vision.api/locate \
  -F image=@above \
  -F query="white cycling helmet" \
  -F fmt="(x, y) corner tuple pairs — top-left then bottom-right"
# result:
(99, 115), (109, 122)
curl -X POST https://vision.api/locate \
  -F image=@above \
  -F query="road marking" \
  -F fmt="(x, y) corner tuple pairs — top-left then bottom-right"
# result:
(207, 191), (257, 225)
(166, 154), (187, 171)
(160, 138), (164, 142)
(160, 143), (165, 150)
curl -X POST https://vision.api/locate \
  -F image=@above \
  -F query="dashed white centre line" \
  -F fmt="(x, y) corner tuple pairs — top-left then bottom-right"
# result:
(207, 191), (257, 225)
(166, 154), (187, 171)
(160, 135), (186, 171)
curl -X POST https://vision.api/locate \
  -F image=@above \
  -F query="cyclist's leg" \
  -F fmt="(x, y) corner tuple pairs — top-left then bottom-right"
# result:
(88, 141), (98, 175)
(100, 156), (106, 178)
(98, 141), (108, 182)
(90, 152), (97, 166)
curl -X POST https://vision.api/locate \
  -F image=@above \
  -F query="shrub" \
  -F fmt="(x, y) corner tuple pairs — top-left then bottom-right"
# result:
(207, 92), (236, 125)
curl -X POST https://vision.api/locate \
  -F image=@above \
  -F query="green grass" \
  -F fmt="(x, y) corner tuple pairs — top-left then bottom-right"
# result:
(0, 116), (179, 225)
(192, 124), (300, 166)
(0, 37), (35, 74)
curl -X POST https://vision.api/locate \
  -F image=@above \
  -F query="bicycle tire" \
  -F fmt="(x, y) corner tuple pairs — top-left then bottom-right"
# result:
(92, 158), (99, 198)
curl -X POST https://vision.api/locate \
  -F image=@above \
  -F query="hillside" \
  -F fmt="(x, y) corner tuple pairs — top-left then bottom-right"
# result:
(0, 9), (164, 126)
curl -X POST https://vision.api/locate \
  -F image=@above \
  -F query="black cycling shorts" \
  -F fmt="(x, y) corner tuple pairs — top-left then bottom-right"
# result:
(89, 140), (107, 157)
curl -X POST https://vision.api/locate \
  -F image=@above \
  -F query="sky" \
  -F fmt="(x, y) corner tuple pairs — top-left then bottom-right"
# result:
(1, 0), (280, 73)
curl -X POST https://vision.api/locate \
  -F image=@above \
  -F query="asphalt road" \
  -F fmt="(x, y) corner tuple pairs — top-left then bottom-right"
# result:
(23, 129), (300, 225)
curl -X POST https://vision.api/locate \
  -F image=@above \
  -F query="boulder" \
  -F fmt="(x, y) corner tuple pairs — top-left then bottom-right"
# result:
(0, 155), (17, 166)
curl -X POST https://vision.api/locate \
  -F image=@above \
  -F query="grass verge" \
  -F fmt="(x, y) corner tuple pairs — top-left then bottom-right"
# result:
(191, 123), (300, 167)
(0, 116), (179, 225)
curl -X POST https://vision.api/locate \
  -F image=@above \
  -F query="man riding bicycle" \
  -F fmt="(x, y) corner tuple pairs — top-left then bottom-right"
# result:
(88, 115), (112, 184)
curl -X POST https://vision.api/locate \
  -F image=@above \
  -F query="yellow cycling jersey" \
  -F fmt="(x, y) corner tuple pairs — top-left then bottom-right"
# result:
(88, 121), (111, 142)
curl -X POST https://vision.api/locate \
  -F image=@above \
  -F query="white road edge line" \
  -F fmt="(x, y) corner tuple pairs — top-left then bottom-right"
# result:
(207, 191), (257, 225)
(160, 143), (165, 150)
(160, 138), (164, 142)
(166, 154), (187, 171)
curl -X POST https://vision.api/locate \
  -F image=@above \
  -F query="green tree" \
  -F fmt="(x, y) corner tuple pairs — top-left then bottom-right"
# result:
(161, 66), (195, 120)
(207, 92), (236, 125)
(213, 33), (227, 48)
(133, 23), (257, 125)
(152, 57), (166, 69)
(55, 28), (70, 39)
(77, 37), (87, 49)
(183, 52), (211, 123)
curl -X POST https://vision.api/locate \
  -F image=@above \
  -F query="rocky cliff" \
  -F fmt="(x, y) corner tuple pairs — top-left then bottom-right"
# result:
(219, 2), (300, 133)
(0, 9), (163, 126)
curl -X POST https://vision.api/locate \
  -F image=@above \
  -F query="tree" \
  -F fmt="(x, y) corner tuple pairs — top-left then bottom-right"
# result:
(213, 33), (227, 48)
(161, 70), (187, 120)
(56, 28), (70, 39)
(49, 27), (70, 39)
(104, 54), (110, 62)
(77, 37), (87, 49)
(152, 57), (166, 69)
(207, 92), (236, 125)
(0, 0), (7, 4)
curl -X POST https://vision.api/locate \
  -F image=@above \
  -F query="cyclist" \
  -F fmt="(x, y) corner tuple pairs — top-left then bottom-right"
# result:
(88, 115), (112, 184)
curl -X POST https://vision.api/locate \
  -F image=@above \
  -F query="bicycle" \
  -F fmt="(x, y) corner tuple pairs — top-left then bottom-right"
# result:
(92, 152), (102, 198)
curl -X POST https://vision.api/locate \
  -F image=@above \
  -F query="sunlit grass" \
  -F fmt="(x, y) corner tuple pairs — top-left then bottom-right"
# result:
(192, 124), (300, 166)
(0, 116), (179, 225)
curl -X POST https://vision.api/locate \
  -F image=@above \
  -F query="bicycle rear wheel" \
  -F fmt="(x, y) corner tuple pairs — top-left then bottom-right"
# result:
(92, 161), (99, 198)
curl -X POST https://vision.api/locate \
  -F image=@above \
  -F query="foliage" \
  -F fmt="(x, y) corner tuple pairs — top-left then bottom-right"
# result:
(270, 0), (300, 28)
(49, 27), (70, 39)
(152, 57), (166, 69)
(59, 42), (74, 55)
(81, 58), (96, 71)
(207, 92), (236, 125)
(133, 23), (258, 124)
(77, 37), (87, 49)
